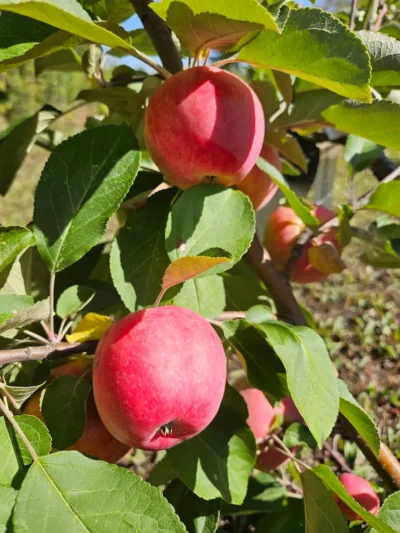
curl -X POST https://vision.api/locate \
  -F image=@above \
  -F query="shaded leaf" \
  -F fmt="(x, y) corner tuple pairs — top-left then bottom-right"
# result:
(66, 313), (112, 343)
(371, 491), (400, 533)
(323, 101), (400, 152)
(283, 423), (317, 449)
(172, 275), (226, 319)
(41, 375), (92, 449)
(110, 189), (175, 312)
(33, 125), (141, 272)
(0, 382), (44, 409)
(0, 415), (51, 488)
(166, 185), (255, 269)
(313, 465), (396, 533)
(301, 470), (348, 533)
(266, 130), (307, 172)
(0, 486), (17, 533)
(338, 380), (380, 457)
(79, 0), (134, 23)
(337, 205), (353, 248)
(13, 451), (186, 533)
(168, 386), (256, 505)
(255, 321), (339, 447)
(0, 299), (49, 335)
(239, 8), (371, 101)
(344, 135), (384, 172)
(255, 498), (305, 532)
(56, 285), (95, 319)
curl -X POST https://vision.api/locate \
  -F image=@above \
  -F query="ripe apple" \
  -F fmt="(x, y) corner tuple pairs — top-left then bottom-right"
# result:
(23, 360), (130, 462)
(237, 144), (280, 211)
(256, 442), (294, 472)
(279, 397), (305, 426)
(144, 66), (265, 189)
(264, 205), (340, 283)
(93, 306), (227, 451)
(334, 473), (380, 520)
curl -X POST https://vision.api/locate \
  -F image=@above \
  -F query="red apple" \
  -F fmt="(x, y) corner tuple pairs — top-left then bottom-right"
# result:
(144, 66), (265, 190)
(93, 306), (227, 451)
(279, 397), (305, 426)
(334, 473), (380, 521)
(256, 443), (294, 471)
(264, 205), (340, 283)
(23, 361), (129, 463)
(237, 144), (280, 211)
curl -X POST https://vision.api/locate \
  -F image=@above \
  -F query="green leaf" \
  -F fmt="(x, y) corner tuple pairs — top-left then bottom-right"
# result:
(255, 322), (339, 447)
(147, 455), (177, 487)
(0, 0), (142, 54)
(164, 479), (220, 533)
(110, 189), (174, 312)
(337, 205), (353, 248)
(164, 2), (266, 53)
(78, 87), (141, 115)
(371, 491), (400, 533)
(357, 30), (400, 88)
(0, 299), (50, 335)
(41, 375), (92, 449)
(165, 185), (255, 270)
(56, 285), (96, 319)
(79, 0), (134, 23)
(12, 451), (186, 533)
(255, 157), (318, 226)
(0, 295), (34, 324)
(168, 386), (256, 505)
(222, 260), (269, 312)
(172, 275), (226, 319)
(0, 227), (34, 275)
(323, 101), (400, 152)
(344, 135), (384, 173)
(0, 12), (55, 62)
(152, 0), (278, 51)
(0, 382), (44, 409)
(313, 465), (396, 533)
(255, 498), (305, 532)
(221, 320), (288, 402)
(0, 486), (17, 533)
(34, 48), (83, 74)
(283, 423), (317, 449)
(245, 305), (274, 324)
(128, 29), (157, 55)
(33, 125), (141, 272)
(363, 182), (400, 217)
(0, 107), (60, 194)
(381, 22), (400, 40)
(0, 415), (51, 488)
(301, 470), (349, 533)
(338, 380), (380, 457)
(239, 8), (372, 102)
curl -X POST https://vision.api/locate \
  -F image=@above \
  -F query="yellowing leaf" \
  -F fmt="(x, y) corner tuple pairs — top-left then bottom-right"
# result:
(308, 242), (346, 274)
(66, 313), (112, 342)
(163, 256), (231, 292)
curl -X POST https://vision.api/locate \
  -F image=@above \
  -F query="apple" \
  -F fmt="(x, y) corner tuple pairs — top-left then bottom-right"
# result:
(234, 380), (297, 472)
(144, 66), (265, 190)
(334, 473), (380, 521)
(23, 360), (130, 462)
(93, 306), (227, 451)
(237, 144), (280, 211)
(264, 205), (340, 283)
(279, 397), (305, 426)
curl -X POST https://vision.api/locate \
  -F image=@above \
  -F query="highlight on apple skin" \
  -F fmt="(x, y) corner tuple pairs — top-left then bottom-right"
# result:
(334, 473), (381, 521)
(23, 360), (130, 463)
(237, 144), (281, 211)
(144, 66), (265, 190)
(264, 204), (341, 283)
(93, 306), (227, 451)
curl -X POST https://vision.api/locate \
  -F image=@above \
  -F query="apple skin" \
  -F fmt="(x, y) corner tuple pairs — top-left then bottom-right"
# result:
(23, 361), (130, 463)
(237, 144), (280, 211)
(144, 66), (265, 190)
(264, 205), (340, 283)
(93, 306), (227, 451)
(334, 473), (380, 521)
(256, 443), (294, 472)
(279, 397), (305, 426)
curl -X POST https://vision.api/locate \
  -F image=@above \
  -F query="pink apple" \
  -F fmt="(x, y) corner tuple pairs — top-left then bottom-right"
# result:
(93, 306), (227, 451)
(237, 144), (280, 211)
(334, 473), (380, 520)
(256, 443), (296, 472)
(239, 387), (277, 439)
(144, 66), (265, 189)
(279, 397), (305, 425)
(264, 205), (341, 283)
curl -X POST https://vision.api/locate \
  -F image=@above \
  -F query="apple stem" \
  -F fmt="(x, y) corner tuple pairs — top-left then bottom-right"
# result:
(211, 56), (240, 69)
(203, 49), (211, 66)
(154, 289), (166, 308)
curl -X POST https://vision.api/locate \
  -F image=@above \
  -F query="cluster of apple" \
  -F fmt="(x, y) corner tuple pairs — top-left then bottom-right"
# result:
(145, 65), (342, 284)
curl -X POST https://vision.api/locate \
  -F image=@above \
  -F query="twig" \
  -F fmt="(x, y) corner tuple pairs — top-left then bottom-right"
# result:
(363, 0), (380, 29)
(123, 48), (171, 79)
(210, 57), (239, 69)
(350, 0), (358, 30)
(323, 441), (353, 474)
(373, 4), (388, 30)
(129, 0), (183, 74)
(0, 341), (98, 368)
(270, 434), (311, 471)
(49, 272), (56, 341)
(0, 381), (20, 411)
(0, 396), (38, 460)
(217, 311), (246, 321)
(23, 330), (50, 345)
